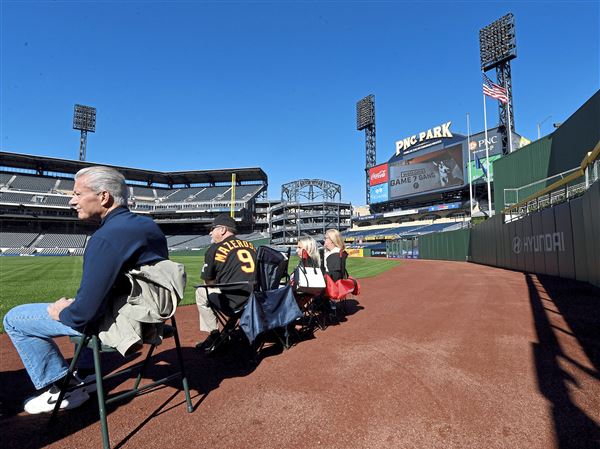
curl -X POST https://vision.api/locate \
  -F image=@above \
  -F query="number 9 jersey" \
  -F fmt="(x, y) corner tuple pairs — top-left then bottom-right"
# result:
(201, 236), (257, 303)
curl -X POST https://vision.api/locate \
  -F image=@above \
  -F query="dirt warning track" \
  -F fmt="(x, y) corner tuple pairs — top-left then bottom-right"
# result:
(1, 259), (599, 449)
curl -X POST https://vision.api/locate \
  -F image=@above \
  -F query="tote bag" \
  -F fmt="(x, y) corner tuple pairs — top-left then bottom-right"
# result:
(294, 264), (326, 295)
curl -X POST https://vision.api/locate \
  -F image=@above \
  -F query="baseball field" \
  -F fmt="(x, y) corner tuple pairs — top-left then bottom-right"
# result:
(0, 255), (401, 332)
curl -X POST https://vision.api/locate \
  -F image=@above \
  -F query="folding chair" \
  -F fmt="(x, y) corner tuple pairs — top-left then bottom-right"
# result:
(194, 280), (254, 355)
(240, 246), (302, 350)
(51, 316), (193, 449)
(196, 246), (294, 355)
(321, 250), (351, 325)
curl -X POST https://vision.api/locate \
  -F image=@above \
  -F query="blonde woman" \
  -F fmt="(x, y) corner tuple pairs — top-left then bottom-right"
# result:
(296, 235), (321, 268)
(322, 229), (347, 282)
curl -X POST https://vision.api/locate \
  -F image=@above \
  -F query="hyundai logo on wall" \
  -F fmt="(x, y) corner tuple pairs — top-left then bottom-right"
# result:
(513, 236), (521, 254)
(511, 232), (565, 254)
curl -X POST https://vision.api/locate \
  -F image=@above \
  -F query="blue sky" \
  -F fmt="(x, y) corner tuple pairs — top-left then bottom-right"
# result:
(1, 1), (598, 205)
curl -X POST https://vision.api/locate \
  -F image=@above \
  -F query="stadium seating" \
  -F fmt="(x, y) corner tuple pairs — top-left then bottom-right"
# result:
(2, 248), (36, 256)
(36, 248), (70, 256)
(9, 175), (58, 192)
(168, 235), (213, 249)
(131, 186), (156, 199)
(33, 233), (87, 248)
(0, 191), (35, 204)
(0, 173), (14, 187)
(43, 195), (71, 206)
(154, 188), (170, 197)
(56, 178), (75, 192)
(162, 187), (206, 203)
(234, 185), (262, 200)
(0, 232), (39, 248)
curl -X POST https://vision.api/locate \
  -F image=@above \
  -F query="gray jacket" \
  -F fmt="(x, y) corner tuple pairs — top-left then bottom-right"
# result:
(98, 259), (186, 356)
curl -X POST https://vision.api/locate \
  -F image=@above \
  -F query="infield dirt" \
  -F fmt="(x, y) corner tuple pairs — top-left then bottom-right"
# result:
(1, 259), (599, 449)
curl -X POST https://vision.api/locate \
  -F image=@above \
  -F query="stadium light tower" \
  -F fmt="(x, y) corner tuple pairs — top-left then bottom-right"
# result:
(479, 13), (517, 155)
(73, 104), (96, 161)
(356, 95), (376, 204)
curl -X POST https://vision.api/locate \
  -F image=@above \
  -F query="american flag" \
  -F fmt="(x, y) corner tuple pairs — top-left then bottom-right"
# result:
(482, 73), (508, 103)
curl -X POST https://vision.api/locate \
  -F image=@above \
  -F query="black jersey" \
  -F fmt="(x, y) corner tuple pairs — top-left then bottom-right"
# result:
(201, 235), (257, 303)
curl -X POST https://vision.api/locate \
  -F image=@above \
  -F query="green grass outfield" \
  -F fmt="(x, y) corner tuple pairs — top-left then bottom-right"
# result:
(0, 255), (401, 333)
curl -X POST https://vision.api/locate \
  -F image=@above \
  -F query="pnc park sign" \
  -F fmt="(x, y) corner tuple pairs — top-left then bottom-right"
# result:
(395, 121), (453, 156)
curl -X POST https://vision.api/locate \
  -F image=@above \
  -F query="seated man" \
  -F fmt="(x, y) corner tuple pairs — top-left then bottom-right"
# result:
(3, 166), (169, 414)
(195, 214), (257, 352)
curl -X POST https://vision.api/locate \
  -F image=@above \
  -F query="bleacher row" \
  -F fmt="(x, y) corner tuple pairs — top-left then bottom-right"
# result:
(0, 232), (89, 256)
(0, 173), (263, 205)
(0, 231), (267, 255)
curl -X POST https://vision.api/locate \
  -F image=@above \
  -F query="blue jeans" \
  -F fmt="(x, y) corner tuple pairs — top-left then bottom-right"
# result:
(3, 303), (92, 391)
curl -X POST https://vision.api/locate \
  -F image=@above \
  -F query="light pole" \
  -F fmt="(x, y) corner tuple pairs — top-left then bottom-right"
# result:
(537, 115), (552, 139)
(73, 104), (96, 161)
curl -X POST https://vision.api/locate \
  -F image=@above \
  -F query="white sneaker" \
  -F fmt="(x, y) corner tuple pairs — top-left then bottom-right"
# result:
(23, 385), (90, 415)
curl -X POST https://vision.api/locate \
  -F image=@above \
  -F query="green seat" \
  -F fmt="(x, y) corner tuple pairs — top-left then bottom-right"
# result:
(52, 318), (193, 449)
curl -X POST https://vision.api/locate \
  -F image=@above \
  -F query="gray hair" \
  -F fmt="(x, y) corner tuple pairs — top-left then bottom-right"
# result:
(297, 235), (321, 267)
(75, 166), (128, 207)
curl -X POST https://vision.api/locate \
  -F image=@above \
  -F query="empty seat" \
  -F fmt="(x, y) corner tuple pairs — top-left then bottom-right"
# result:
(33, 233), (87, 248)
(9, 175), (57, 192)
(0, 232), (39, 247)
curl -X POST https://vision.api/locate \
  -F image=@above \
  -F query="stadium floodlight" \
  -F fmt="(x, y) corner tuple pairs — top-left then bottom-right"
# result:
(356, 95), (375, 130)
(73, 104), (96, 161)
(479, 13), (517, 72)
(356, 95), (376, 204)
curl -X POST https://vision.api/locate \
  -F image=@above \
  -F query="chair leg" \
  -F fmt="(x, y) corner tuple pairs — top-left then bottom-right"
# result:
(91, 335), (110, 449)
(50, 335), (89, 421)
(171, 317), (193, 413)
(132, 345), (156, 390)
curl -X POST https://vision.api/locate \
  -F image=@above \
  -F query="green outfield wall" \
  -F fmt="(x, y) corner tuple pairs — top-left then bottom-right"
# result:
(418, 91), (599, 288)
(418, 228), (470, 261)
(469, 180), (600, 288)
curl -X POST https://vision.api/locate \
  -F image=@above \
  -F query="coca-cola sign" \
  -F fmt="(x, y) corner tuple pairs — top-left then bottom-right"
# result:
(369, 164), (388, 185)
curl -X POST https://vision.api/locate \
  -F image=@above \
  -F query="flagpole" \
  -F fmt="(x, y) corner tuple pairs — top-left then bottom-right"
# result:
(506, 92), (514, 153)
(482, 90), (493, 217)
(466, 112), (474, 218)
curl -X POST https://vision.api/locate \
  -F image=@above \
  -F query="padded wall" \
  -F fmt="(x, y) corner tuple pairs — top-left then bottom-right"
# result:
(470, 181), (600, 288)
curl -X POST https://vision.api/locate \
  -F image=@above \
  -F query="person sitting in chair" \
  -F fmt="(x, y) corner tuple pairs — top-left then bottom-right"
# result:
(322, 229), (348, 282)
(3, 166), (170, 414)
(291, 235), (322, 304)
(195, 214), (257, 353)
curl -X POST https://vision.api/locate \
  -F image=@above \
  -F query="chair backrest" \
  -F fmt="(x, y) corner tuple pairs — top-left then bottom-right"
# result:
(255, 246), (290, 292)
(340, 250), (349, 279)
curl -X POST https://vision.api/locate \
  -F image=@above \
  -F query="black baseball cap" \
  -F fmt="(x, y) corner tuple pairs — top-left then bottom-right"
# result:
(211, 214), (237, 232)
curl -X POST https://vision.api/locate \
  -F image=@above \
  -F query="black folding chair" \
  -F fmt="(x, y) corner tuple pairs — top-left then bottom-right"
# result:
(195, 246), (293, 355)
(240, 246), (302, 350)
(51, 316), (193, 449)
(194, 281), (254, 354)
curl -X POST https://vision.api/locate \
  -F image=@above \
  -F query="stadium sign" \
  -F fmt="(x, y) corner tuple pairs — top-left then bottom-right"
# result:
(369, 164), (389, 186)
(388, 146), (464, 199)
(395, 121), (453, 156)
(370, 184), (389, 203)
(512, 232), (565, 254)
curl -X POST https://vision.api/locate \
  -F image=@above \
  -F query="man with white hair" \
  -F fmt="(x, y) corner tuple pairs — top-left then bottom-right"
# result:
(4, 166), (169, 414)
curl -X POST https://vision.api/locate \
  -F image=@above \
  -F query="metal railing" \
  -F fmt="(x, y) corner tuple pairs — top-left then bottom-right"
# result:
(503, 140), (600, 222)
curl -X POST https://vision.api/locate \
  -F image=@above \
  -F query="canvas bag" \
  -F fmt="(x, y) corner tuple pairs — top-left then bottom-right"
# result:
(323, 250), (361, 300)
(294, 263), (326, 295)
